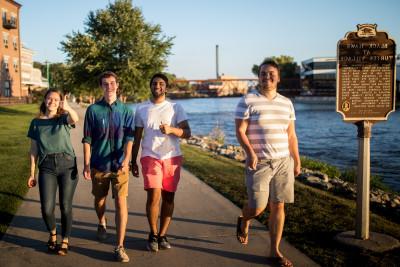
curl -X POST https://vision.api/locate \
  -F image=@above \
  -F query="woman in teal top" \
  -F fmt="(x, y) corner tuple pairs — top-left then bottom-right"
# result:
(27, 89), (79, 256)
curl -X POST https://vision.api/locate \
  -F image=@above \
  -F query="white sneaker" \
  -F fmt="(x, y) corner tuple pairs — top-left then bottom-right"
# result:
(114, 246), (130, 263)
(158, 236), (172, 250)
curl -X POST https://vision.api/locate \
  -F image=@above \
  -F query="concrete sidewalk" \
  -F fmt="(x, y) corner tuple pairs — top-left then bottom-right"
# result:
(0, 103), (318, 267)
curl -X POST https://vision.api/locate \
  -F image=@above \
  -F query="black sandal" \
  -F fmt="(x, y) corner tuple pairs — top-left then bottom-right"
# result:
(47, 233), (57, 253)
(58, 241), (69, 256)
(269, 256), (294, 267)
(236, 216), (248, 245)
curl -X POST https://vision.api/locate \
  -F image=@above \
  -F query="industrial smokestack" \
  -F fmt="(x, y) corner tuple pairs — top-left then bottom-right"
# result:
(216, 45), (219, 79)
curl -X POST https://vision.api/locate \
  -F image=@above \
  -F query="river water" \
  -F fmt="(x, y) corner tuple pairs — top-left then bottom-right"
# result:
(129, 97), (400, 191)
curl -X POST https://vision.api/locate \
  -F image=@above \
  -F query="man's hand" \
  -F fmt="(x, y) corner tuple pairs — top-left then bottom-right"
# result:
(294, 161), (301, 177)
(83, 165), (91, 180)
(119, 158), (131, 174)
(159, 123), (172, 135)
(248, 152), (258, 170)
(131, 162), (139, 177)
(119, 163), (129, 174)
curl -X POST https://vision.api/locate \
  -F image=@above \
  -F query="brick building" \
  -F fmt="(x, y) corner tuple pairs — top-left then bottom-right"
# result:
(0, 0), (22, 97)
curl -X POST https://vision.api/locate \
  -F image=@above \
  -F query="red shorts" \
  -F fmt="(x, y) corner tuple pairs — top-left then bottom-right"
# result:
(140, 156), (183, 192)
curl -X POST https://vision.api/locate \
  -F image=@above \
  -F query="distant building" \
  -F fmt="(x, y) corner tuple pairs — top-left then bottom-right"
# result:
(301, 57), (336, 96)
(0, 0), (22, 97)
(197, 75), (249, 97)
(21, 45), (48, 92)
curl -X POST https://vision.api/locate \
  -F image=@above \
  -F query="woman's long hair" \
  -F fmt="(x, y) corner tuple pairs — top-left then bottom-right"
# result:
(38, 89), (65, 118)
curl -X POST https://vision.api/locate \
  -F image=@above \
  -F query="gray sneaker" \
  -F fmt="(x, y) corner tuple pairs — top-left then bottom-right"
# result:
(97, 224), (107, 241)
(158, 236), (171, 250)
(147, 233), (159, 252)
(114, 246), (130, 263)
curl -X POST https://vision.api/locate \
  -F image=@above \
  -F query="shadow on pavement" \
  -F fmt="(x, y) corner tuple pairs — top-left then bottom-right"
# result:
(173, 243), (268, 265)
(22, 197), (266, 230)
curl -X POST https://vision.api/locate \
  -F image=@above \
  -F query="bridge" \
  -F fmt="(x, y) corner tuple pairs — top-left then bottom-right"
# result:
(172, 78), (258, 84)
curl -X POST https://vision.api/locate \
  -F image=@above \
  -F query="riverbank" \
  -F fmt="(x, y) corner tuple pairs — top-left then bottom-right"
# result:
(181, 143), (400, 266)
(183, 135), (400, 223)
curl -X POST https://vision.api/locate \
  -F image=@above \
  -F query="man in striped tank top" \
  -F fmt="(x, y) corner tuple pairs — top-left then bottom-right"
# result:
(235, 59), (300, 267)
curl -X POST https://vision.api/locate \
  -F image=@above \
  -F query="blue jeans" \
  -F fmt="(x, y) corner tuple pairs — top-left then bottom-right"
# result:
(38, 153), (78, 238)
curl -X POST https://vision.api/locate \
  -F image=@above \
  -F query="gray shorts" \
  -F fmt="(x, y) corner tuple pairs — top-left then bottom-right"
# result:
(245, 156), (294, 209)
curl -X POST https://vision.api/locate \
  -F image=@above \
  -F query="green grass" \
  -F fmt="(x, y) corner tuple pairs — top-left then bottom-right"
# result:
(181, 144), (400, 267)
(0, 104), (38, 238)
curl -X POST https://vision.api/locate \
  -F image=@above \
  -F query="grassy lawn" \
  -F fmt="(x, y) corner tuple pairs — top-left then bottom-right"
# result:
(181, 144), (400, 267)
(0, 104), (37, 239)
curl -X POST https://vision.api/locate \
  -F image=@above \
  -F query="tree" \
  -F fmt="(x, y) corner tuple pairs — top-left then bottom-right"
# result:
(251, 55), (298, 79)
(33, 62), (74, 92)
(61, 0), (174, 101)
(48, 63), (74, 92)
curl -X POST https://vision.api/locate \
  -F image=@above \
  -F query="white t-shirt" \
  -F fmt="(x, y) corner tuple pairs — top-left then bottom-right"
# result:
(134, 100), (188, 160)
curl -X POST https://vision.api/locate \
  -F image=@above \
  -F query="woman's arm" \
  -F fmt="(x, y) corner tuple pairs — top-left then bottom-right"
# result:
(61, 95), (79, 124)
(27, 139), (38, 188)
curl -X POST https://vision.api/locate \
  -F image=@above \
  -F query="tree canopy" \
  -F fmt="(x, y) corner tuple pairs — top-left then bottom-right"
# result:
(34, 62), (74, 92)
(61, 0), (174, 101)
(252, 55), (299, 79)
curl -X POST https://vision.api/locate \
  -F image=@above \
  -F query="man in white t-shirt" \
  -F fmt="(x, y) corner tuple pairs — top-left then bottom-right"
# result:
(131, 73), (191, 252)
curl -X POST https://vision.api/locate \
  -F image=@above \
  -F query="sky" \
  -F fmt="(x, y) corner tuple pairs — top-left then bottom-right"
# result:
(18, 0), (400, 80)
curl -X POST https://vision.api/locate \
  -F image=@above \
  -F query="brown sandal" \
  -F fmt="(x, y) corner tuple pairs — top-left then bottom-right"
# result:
(236, 216), (248, 245)
(57, 241), (69, 256)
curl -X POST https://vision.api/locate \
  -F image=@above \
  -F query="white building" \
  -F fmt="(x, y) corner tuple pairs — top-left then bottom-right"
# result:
(21, 45), (48, 92)
(301, 57), (336, 96)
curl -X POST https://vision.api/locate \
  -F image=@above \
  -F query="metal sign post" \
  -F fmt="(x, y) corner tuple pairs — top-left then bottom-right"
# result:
(336, 24), (396, 240)
(355, 120), (371, 239)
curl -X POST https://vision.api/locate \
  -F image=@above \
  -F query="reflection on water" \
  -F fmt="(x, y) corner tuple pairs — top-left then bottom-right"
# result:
(129, 97), (400, 191)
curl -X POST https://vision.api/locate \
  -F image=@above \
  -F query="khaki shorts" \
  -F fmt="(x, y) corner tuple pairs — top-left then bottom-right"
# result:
(91, 168), (129, 198)
(245, 157), (294, 209)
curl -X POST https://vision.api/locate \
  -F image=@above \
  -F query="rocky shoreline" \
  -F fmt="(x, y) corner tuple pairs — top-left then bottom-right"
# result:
(182, 135), (400, 221)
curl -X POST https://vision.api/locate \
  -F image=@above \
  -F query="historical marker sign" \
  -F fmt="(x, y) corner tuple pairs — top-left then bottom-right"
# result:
(336, 24), (397, 241)
(337, 24), (396, 121)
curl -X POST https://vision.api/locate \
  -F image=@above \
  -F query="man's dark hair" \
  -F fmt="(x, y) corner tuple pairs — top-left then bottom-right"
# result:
(98, 71), (119, 86)
(258, 59), (280, 76)
(150, 73), (169, 88)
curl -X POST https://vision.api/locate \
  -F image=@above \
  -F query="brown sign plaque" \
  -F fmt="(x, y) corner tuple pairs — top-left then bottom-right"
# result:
(337, 24), (396, 121)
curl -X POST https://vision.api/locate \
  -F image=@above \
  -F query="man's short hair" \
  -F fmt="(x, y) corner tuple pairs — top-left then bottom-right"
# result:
(258, 59), (280, 76)
(150, 73), (169, 88)
(98, 71), (119, 86)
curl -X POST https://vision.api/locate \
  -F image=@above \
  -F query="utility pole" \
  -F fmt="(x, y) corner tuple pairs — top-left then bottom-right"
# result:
(44, 60), (50, 89)
(216, 45), (219, 79)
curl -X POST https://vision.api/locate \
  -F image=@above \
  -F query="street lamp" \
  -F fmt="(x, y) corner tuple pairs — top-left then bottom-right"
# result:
(44, 60), (50, 89)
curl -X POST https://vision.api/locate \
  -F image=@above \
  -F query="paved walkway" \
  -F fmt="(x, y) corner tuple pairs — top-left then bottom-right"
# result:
(0, 103), (318, 267)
